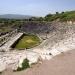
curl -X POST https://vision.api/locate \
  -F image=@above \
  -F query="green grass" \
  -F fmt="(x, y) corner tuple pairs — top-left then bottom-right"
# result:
(14, 34), (40, 49)
(45, 11), (75, 21)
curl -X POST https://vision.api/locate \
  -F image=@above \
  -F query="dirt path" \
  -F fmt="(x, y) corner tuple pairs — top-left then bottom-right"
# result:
(2, 50), (75, 75)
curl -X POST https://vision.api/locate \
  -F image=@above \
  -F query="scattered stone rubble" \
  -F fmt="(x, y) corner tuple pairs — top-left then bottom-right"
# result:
(0, 50), (39, 72)
(0, 22), (75, 72)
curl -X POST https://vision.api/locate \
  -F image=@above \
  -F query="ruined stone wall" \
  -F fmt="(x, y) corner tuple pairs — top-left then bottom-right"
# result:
(0, 29), (17, 46)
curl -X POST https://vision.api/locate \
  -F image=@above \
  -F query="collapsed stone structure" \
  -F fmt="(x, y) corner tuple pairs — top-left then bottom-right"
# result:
(0, 22), (75, 72)
(0, 29), (17, 47)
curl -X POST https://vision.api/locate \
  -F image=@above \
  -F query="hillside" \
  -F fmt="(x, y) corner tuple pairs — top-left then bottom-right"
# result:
(45, 11), (75, 21)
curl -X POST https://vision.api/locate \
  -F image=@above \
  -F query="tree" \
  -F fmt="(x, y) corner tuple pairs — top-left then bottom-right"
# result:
(45, 14), (53, 21)
(56, 12), (59, 15)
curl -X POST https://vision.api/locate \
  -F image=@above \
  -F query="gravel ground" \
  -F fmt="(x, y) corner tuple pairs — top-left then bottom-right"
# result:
(1, 50), (75, 75)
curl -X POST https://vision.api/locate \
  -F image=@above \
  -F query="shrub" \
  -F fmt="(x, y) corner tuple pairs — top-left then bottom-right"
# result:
(0, 72), (2, 74)
(17, 59), (30, 71)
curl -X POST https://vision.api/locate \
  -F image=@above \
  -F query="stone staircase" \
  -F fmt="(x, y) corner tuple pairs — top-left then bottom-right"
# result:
(33, 23), (75, 60)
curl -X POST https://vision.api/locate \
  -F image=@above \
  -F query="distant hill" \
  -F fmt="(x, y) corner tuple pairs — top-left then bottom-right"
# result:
(45, 10), (75, 21)
(0, 14), (32, 19)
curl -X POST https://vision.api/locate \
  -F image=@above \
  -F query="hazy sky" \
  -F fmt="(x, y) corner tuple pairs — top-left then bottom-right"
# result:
(0, 0), (75, 16)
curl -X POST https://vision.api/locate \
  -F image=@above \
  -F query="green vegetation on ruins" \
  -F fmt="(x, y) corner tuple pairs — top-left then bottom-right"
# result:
(16, 59), (30, 71)
(12, 34), (40, 49)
